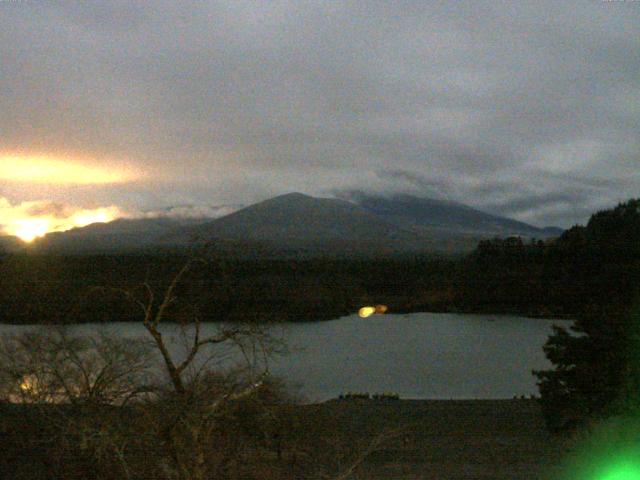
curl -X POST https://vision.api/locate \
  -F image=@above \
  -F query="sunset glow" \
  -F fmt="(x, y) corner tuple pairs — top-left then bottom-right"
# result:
(0, 198), (124, 242)
(13, 219), (51, 243)
(0, 154), (134, 185)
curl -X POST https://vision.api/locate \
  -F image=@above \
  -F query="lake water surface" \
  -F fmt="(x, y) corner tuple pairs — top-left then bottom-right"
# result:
(0, 313), (572, 402)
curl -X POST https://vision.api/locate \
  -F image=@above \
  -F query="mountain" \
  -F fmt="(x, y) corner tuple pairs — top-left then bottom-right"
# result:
(31, 217), (207, 253)
(0, 235), (24, 253)
(178, 192), (433, 255)
(23, 192), (564, 256)
(342, 192), (563, 238)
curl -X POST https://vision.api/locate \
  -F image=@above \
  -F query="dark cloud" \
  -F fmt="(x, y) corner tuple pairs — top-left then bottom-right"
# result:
(1, 1), (638, 227)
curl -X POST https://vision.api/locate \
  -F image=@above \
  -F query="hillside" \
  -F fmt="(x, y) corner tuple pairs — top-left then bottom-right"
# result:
(344, 192), (563, 238)
(32, 217), (206, 253)
(180, 192), (435, 255)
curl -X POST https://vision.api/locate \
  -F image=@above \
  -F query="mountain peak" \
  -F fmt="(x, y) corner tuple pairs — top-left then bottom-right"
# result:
(279, 192), (311, 199)
(267, 192), (314, 202)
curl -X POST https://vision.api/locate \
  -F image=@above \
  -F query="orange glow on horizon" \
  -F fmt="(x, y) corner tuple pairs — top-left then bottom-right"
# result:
(0, 198), (124, 242)
(13, 219), (51, 243)
(0, 154), (136, 185)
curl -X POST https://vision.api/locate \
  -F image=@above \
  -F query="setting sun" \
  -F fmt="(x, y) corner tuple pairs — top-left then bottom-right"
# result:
(0, 198), (123, 242)
(0, 154), (134, 185)
(13, 219), (51, 243)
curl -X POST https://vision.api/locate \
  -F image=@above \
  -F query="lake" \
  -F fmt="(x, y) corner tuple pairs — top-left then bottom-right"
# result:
(0, 313), (572, 402)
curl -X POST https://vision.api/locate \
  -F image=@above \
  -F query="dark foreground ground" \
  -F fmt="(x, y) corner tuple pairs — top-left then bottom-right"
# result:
(1, 399), (568, 479)
(315, 399), (567, 480)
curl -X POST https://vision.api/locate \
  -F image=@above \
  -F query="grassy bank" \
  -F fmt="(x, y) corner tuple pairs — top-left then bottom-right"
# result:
(315, 399), (567, 479)
(1, 399), (568, 479)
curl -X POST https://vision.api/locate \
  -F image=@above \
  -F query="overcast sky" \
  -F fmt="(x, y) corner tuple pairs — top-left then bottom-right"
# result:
(1, 0), (639, 228)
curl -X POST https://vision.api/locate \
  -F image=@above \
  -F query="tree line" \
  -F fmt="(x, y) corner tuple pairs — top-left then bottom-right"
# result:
(0, 251), (456, 325)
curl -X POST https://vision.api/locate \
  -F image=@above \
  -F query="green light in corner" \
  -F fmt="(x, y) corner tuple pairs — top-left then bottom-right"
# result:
(551, 415), (640, 480)
(599, 461), (640, 480)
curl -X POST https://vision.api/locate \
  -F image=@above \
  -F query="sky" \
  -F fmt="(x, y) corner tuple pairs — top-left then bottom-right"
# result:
(1, 0), (639, 239)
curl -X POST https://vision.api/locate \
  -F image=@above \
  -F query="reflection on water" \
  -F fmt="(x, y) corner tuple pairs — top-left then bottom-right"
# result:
(0, 313), (571, 402)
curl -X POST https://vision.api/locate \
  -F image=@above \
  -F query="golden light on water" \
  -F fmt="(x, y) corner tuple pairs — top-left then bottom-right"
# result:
(358, 306), (376, 318)
(358, 305), (388, 318)
(0, 154), (135, 185)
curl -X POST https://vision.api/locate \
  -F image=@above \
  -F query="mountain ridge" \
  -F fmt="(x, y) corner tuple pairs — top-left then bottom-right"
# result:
(341, 191), (563, 237)
(17, 192), (564, 256)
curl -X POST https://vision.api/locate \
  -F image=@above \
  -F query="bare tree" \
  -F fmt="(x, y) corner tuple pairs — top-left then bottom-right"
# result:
(93, 258), (285, 480)
(96, 258), (399, 480)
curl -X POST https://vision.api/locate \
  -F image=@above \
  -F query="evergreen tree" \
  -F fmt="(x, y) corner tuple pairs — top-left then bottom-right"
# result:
(533, 199), (640, 431)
